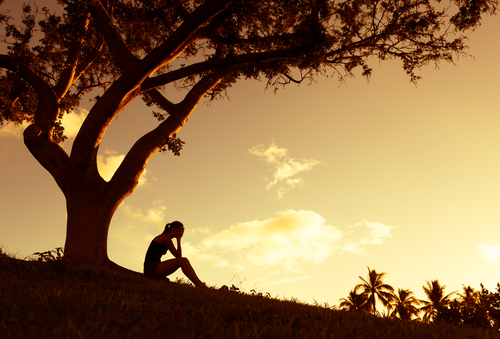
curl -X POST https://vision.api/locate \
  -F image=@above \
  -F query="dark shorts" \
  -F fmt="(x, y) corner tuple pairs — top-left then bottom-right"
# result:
(144, 262), (159, 278)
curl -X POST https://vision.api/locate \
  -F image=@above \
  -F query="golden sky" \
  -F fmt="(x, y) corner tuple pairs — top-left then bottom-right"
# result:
(1, 0), (500, 306)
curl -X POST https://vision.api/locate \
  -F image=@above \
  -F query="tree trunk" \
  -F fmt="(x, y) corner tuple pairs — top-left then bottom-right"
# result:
(63, 184), (121, 267)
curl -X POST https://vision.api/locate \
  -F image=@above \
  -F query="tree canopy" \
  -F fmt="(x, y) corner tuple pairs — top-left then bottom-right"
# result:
(2, 0), (498, 133)
(0, 0), (497, 266)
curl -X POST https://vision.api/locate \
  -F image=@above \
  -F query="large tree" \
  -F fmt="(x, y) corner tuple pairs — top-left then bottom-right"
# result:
(0, 0), (497, 269)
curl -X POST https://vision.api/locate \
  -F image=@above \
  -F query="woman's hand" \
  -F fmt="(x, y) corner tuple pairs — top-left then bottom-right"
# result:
(173, 227), (184, 239)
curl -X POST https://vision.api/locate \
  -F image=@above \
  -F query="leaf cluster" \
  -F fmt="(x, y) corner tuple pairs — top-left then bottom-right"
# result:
(159, 132), (185, 156)
(32, 247), (64, 262)
(451, 0), (499, 30)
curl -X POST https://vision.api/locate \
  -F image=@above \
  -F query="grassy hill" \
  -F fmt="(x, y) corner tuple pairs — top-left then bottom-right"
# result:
(1, 250), (498, 339)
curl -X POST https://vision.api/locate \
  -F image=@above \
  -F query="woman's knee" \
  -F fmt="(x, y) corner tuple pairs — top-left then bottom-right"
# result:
(178, 257), (194, 267)
(172, 257), (188, 263)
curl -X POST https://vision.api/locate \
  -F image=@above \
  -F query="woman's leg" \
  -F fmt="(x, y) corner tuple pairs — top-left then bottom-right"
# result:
(156, 257), (204, 286)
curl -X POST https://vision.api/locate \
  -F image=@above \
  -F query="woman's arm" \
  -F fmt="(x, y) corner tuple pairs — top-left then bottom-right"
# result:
(176, 237), (182, 258)
(164, 237), (181, 258)
(164, 229), (184, 258)
(175, 227), (184, 257)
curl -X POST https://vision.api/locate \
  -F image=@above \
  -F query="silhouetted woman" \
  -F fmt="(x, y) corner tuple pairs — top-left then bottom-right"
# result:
(144, 221), (205, 287)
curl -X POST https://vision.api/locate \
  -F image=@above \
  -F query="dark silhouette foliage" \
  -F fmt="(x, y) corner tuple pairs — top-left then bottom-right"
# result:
(389, 288), (421, 321)
(420, 279), (455, 323)
(437, 284), (500, 329)
(33, 247), (64, 262)
(343, 268), (500, 328)
(356, 267), (394, 316)
(339, 285), (369, 313)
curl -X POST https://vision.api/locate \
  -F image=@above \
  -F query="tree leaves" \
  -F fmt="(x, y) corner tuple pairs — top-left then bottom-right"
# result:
(451, 0), (499, 30)
(159, 133), (185, 156)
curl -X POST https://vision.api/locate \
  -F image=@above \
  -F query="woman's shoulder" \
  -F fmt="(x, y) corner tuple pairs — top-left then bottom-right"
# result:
(153, 234), (172, 245)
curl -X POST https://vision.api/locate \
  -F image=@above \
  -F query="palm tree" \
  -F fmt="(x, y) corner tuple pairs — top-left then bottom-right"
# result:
(390, 288), (422, 321)
(420, 280), (455, 323)
(457, 285), (491, 328)
(356, 267), (394, 316)
(339, 285), (368, 313)
(459, 285), (480, 307)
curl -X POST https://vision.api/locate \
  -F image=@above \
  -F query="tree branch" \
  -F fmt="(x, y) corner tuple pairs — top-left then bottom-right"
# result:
(0, 54), (59, 133)
(108, 72), (224, 199)
(23, 124), (70, 192)
(73, 40), (105, 84)
(146, 89), (176, 115)
(69, 0), (232, 167)
(69, 81), (141, 186)
(89, 0), (139, 70)
(141, 47), (302, 91)
(139, 0), (232, 75)
(53, 14), (91, 99)
(0, 55), (70, 190)
(278, 70), (313, 85)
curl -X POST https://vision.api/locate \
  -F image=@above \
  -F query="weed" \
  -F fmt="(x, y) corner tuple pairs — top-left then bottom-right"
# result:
(32, 247), (64, 262)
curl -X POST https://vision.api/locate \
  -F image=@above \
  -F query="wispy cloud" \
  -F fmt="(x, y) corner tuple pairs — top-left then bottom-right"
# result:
(191, 212), (395, 271)
(60, 108), (88, 139)
(341, 221), (395, 254)
(194, 210), (341, 270)
(476, 242), (500, 263)
(0, 108), (88, 140)
(120, 200), (167, 226)
(97, 149), (149, 187)
(249, 142), (321, 198)
(0, 121), (30, 138)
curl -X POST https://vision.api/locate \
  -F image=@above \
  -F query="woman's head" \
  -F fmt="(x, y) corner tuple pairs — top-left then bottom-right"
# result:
(163, 221), (184, 234)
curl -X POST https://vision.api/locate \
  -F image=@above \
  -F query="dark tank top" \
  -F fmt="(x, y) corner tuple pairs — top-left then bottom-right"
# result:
(144, 240), (168, 264)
